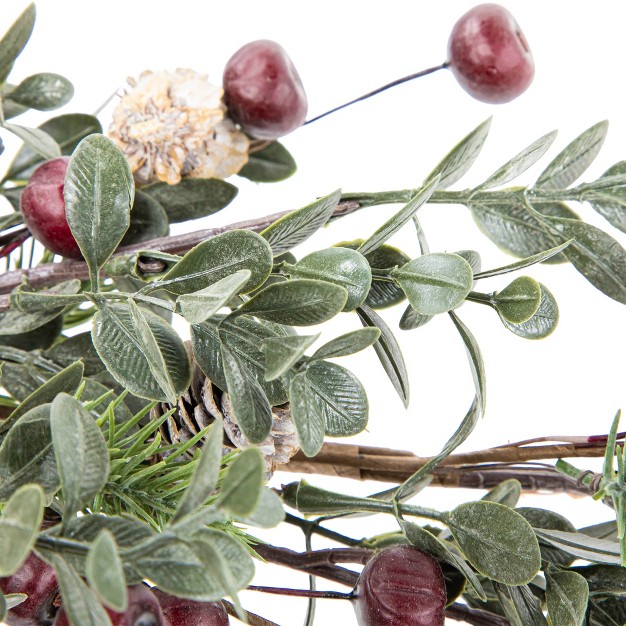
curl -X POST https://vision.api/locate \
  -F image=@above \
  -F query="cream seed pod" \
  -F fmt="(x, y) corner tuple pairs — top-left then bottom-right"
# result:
(108, 68), (250, 185)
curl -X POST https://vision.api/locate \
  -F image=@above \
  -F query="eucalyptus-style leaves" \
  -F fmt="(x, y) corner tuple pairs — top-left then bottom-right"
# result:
(221, 342), (273, 444)
(545, 569), (589, 626)
(234, 487), (285, 528)
(285, 247), (372, 311)
(92, 302), (191, 402)
(289, 372), (325, 457)
(260, 189), (342, 256)
(502, 283), (559, 339)
(357, 305), (409, 407)
(143, 178), (238, 222)
(236, 278), (348, 326)
(160, 230), (272, 296)
(0, 483), (43, 576)
(0, 3), (35, 83)
(176, 270), (251, 324)
(85, 531), (127, 612)
(50, 393), (109, 520)
(358, 176), (439, 257)
(447, 501), (541, 585)
(310, 327), (380, 361)
(64, 134), (134, 284)
(425, 117), (492, 190)
(238, 141), (297, 182)
(260, 334), (319, 381)
(7, 72), (74, 111)
(492, 276), (542, 324)
(535, 121), (608, 190)
(216, 447), (264, 516)
(391, 253), (473, 315)
(478, 130), (557, 191)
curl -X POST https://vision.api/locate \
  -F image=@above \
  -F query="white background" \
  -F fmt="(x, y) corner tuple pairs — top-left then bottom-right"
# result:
(2, 1), (625, 624)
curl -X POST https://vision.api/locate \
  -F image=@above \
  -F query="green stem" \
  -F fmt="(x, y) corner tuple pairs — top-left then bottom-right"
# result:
(465, 291), (495, 306)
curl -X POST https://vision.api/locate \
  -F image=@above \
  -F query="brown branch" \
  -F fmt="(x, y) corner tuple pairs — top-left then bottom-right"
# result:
(0, 200), (362, 310)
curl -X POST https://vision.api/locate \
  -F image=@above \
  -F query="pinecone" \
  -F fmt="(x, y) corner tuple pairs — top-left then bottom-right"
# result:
(152, 361), (300, 479)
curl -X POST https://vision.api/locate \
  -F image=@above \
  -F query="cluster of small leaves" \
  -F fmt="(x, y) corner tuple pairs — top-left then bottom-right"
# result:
(282, 475), (626, 624)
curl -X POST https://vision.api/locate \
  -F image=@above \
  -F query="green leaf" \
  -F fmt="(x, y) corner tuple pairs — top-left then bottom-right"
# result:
(585, 161), (626, 233)
(536, 121), (608, 190)
(64, 134), (134, 282)
(92, 302), (191, 402)
(176, 270), (251, 325)
(221, 342), (272, 443)
(173, 416), (223, 522)
(0, 4), (35, 83)
(517, 507), (577, 566)
(50, 393), (109, 519)
(534, 529), (621, 564)
(236, 278), (347, 326)
(492, 276), (542, 324)
(217, 447), (264, 516)
(478, 130), (557, 190)
(260, 189), (341, 256)
(238, 141), (296, 182)
(286, 247), (372, 311)
(546, 569), (589, 626)
(448, 501), (541, 585)
(425, 117), (492, 190)
(0, 484), (43, 576)
(469, 196), (578, 262)
(304, 360), (368, 437)
(234, 487), (285, 528)
(391, 253), (473, 315)
(358, 177), (439, 257)
(400, 519), (486, 600)
(6, 73), (74, 111)
(0, 361), (83, 436)
(0, 404), (58, 500)
(6, 113), (102, 181)
(119, 191), (169, 247)
(482, 479), (521, 508)
(260, 334), (319, 381)
(493, 583), (548, 626)
(143, 178), (238, 222)
(289, 372), (325, 457)
(191, 316), (288, 405)
(311, 327), (380, 361)
(0, 590), (5, 622)
(357, 305), (409, 407)
(502, 283), (559, 339)
(534, 211), (626, 304)
(2, 123), (60, 160)
(86, 531), (127, 612)
(43, 333), (104, 377)
(161, 230), (272, 296)
(10, 279), (84, 315)
(51, 555), (112, 626)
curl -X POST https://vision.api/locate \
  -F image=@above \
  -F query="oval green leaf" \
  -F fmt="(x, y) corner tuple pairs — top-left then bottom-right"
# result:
(392, 253), (473, 315)
(260, 333), (319, 381)
(86, 530), (127, 612)
(0, 4), (35, 82)
(217, 447), (264, 516)
(7, 72), (74, 111)
(92, 302), (191, 402)
(493, 276), (542, 324)
(448, 501), (541, 585)
(120, 191), (169, 247)
(502, 283), (559, 339)
(311, 327), (380, 361)
(546, 569), (589, 626)
(238, 141), (296, 182)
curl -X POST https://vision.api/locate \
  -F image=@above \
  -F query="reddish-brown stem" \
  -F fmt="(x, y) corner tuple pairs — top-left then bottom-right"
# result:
(247, 585), (352, 600)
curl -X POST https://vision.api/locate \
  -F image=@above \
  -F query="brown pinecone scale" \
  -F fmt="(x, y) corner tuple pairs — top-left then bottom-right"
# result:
(152, 362), (300, 478)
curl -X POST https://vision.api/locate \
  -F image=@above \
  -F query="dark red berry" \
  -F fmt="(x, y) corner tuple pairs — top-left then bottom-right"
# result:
(20, 156), (81, 259)
(153, 589), (229, 625)
(223, 40), (308, 140)
(447, 3), (534, 104)
(53, 585), (166, 626)
(352, 545), (446, 626)
(0, 552), (59, 626)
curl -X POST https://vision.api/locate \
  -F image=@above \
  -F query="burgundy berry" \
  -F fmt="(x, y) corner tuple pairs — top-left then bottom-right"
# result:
(223, 40), (308, 140)
(153, 589), (229, 625)
(447, 3), (534, 104)
(352, 545), (446, 626)
(20, 156), (82, 259)
(53, 585), (166, 626)
(0, 552), (59, 626)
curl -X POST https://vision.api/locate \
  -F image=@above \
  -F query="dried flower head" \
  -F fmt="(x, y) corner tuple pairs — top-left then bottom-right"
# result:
(108, 69), (250, 185)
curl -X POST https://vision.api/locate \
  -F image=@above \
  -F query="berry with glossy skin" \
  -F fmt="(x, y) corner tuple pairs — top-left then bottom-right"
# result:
(0, 552), (59, 626)
(53, 585), (166, 626)
(223, 40), (308, 140)
(20, 156), (81, 259)
(352, 545), (446, 626)
(153, 589), (229, 625)
(447, 3), (534, 104)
